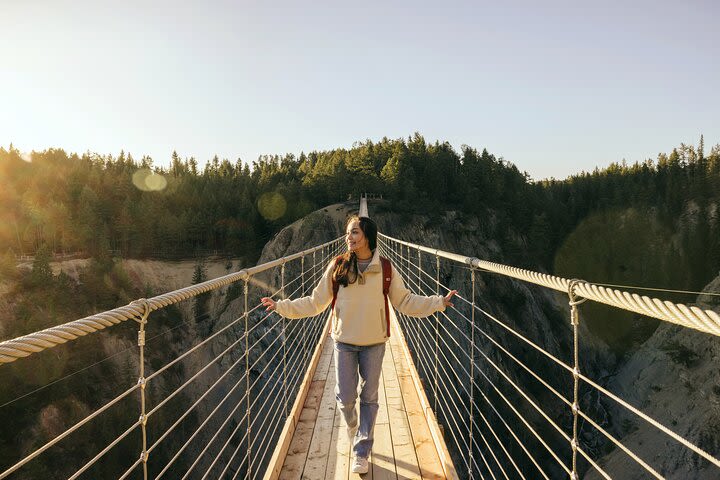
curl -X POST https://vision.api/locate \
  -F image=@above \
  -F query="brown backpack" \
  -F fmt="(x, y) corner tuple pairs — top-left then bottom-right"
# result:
(330, 255), (392, 337)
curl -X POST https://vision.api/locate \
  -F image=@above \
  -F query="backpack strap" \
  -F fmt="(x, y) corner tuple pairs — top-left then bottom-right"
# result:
(380, 256), (392, 338)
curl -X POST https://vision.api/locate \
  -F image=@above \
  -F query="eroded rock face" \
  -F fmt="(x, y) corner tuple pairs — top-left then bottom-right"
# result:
(585, 277), (720, 480)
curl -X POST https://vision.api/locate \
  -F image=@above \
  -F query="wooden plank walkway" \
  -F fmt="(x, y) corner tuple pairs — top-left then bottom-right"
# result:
(277, 314), (450, 479)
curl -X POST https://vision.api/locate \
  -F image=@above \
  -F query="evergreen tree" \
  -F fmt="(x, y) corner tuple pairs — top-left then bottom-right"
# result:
(192, 256), (211, 325)
(29, 244), (53, 286)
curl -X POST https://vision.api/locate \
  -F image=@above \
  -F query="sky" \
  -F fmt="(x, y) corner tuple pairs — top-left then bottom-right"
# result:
(1, 0), (718, 181)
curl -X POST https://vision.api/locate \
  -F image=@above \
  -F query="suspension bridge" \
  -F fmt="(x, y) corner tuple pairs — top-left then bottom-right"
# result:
(1, 197), (719, 479)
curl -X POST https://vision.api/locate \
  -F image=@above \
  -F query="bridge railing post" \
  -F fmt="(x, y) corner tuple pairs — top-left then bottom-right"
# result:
(132, 299), (151, 480)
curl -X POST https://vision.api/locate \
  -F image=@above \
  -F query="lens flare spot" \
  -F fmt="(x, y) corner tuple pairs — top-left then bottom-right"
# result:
(145, 173), (167, 191)
(20, 152), (32, 163)
(257, 192), (287, 220)
(132, 169), (167, 191)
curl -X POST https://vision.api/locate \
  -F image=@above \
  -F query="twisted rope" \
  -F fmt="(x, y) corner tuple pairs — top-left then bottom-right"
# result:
(378, 233), (720, 337)
(0, 238), (343, 365)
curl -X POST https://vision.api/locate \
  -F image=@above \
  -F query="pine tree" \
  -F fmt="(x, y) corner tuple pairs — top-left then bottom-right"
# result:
(30, 244), (53, 287)
(192, 256), (211, 325)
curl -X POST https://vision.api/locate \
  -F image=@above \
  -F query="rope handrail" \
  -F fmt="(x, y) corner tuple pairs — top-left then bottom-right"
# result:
(379, 232), (720, 336)
(0, 236), (344, 365)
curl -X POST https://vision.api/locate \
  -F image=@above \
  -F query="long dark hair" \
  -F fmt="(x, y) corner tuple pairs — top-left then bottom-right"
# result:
(332, 215), (378, 287)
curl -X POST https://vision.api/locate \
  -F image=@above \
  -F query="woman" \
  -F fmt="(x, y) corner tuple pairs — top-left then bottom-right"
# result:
(261, 215), (456, 474)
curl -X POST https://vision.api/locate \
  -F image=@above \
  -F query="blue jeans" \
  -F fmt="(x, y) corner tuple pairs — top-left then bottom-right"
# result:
(333, 340), (386, 459)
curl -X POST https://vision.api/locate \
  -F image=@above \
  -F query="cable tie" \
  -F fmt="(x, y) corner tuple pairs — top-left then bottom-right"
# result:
(567, 279), (588, 307)
(131, 298), (151, 325)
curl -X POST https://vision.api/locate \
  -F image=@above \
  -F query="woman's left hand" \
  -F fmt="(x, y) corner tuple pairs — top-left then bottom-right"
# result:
(443, 290), (458, 307)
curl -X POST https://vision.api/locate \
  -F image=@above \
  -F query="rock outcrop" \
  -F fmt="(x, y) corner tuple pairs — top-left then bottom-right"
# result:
(585, 275), (720, 480)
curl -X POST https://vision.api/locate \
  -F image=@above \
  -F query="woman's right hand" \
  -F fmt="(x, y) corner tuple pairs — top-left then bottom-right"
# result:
(261, 297), (276, 311)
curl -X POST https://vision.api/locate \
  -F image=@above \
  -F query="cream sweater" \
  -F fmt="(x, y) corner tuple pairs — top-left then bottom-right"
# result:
(275, 249), (445, 345)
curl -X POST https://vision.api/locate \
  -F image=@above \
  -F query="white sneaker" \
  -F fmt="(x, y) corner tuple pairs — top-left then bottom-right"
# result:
(351, 456), (369, 474)
(347, 424), (358, 442)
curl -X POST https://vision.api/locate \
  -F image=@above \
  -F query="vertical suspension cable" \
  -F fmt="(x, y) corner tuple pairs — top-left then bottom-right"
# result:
(568, 280), (586, 480)
(244, 278), (251, 479)
(300, 256), (305, 296)
(406, 243), (410, 286)
(299, 255), (306, 396)
(309, 251), (315, 366)
(435, 253), (440, 413)
(281, 262), (288, 418)
(134, 299), (150, 480)
(416, 246), (425, 385)
(470, 268), (476, 479)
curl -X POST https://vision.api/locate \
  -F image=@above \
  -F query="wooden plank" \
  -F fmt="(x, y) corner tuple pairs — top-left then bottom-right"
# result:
(383, 341), (422, 480)
(280, 380), (328, 480)
(303, 353), (339, 479)
(280, 418), (321, 480)
(368, 365), (395, 479)
(375, 369), (389, 426)
(300, 380), (328, 422)
(313, 334), (334, 381)
(371, 422), (396, 480)
(266, 319), (333, 480)
(389, 341), (411, 378)
(325, 397), (351, 479)
(396, 375), (445, 480)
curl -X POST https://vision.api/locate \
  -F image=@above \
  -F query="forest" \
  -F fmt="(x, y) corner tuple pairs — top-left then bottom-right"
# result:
(1, 133), (719, 294)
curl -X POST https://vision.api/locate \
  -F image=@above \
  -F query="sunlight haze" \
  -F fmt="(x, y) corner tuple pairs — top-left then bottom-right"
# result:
(1, 0), (718, 180)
